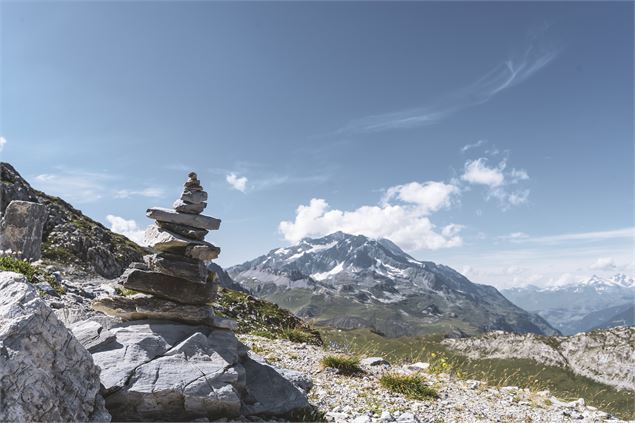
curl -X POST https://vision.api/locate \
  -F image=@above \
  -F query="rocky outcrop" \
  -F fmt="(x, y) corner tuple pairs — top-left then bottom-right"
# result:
(72, 318), (310, 421)
(0, 162), (146, 278)
(0, 200), (47, 260)
(442, 327), (635, 391)
(0, 271), (110, 422)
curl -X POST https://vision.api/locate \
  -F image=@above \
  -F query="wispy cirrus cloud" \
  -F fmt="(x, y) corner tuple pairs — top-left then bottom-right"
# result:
(338, 35), (559, 134)
(32, 168), (165, 203)
(506, 227), (635, 245)
(114, 187), (165, 199)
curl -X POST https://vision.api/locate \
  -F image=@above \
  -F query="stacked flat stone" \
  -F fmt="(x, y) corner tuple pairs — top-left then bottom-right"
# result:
(93, 173), (234, 330)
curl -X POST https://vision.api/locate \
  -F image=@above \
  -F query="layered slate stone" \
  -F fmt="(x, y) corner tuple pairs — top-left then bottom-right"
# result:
(181, 189), (208, 204)
(122, 269), (216, 305)
(92, 295), (236, 330)
(144, 224), (219, 254)
(145, 252), (209, 283)
(156, 221), (208, 241)
(147, 207), (221, 230)
(173, 199), (206, 214)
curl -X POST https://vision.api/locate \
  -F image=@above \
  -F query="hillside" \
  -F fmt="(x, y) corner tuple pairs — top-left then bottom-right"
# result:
(228, 232), (557, 337)
(441, 326), (635, 391)
(1, 162), (147, 278)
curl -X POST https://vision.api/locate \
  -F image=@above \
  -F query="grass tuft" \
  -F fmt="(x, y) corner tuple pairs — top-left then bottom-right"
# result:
(320, 354), (363, 375)
(379, 373), (438, 400)
(0, 255), (65, 294)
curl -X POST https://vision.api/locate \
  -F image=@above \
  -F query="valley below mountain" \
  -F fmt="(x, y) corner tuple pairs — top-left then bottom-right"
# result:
(502, 275), (635, 335)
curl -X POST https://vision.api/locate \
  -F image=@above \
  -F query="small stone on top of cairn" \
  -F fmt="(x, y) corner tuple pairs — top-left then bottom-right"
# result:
(92, 173), (235, 330)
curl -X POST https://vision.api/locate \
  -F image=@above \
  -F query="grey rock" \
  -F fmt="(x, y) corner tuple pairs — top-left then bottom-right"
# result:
(35, 281), (59, 297)
(0, 200), (46, 260)
(122, 269), (216, 305)
(0, 271), (110, 422)
(270, 367), (313, 393)
(186, 243), (221, 261)
(129, 261), (149, 270)
(92, 295), (237, 329)
(145, 252), (209, 283)
(396, 412), (420, 423)
(144, 224), (219, 253)
(379, 411), (395, 422)
(181, 189), (208, 204)
(174, 199), (207, 214)
(157, 220), (208, 241)
(89, 320), (309, 421)
(70, 319), (117, 352)
(147, 207), (221, 231)
(360, 356), (390, 366)
(241, 353), (311, 416)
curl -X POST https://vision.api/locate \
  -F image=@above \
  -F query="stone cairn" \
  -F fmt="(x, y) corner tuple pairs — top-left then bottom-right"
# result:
(93, 173), (235, 330)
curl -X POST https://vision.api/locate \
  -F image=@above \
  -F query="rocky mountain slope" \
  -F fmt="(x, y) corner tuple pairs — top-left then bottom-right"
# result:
(228, 232), (557, 337)
(442, 326), (635, 392)
(1, 162), (147, 278)
(502, 274), (635, 335)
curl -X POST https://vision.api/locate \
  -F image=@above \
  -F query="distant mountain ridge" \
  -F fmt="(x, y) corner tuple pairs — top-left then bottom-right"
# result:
(502, 274), (635, 335)
(228, 232), (558, 337)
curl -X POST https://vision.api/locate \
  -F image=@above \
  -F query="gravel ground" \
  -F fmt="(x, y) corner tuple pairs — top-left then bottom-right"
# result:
(237, 335), (630, 423)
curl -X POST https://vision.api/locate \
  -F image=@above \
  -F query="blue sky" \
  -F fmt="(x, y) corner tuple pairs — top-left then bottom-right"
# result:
(1, 1), (633, 288)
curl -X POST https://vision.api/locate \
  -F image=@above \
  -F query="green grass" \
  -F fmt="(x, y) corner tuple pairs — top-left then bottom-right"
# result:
(0, 256), (65, 295)
(321, 327), (635, 420)
(379, 373), (438, 400)
(41, 240), (79, 265)
(214, 287), (323, 345)
(320, 354), (363, 375)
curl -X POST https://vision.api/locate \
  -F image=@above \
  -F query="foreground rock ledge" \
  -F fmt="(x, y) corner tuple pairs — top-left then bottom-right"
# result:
(0, 271), (110, 422)
(74, 318), (311, 421)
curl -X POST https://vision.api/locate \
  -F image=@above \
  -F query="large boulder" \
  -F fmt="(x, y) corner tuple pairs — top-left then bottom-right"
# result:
(0, 271), (110, 422)
(0, 200), (47, 260)
(76, 318), (311, 421)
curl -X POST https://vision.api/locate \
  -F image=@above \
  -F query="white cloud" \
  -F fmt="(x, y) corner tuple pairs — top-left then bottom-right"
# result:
(382, 181), (459, 214)
(279, 181), (463, 251)
(106, 215), (147, 246)
(461, 157), (530, 210)
(461, 139), (487, 153)
(0, 136), (7, 152)
(226, 173), (248, 192)
(510, 168), (529, 182)
(590, 257), (617, 271)
(114, 187), (165, 199)
(499, 231), (530, 240)
(462, 158), (505, 187)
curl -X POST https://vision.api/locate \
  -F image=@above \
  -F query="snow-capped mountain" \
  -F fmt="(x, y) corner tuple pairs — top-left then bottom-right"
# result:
(227, 232), (557, 337)
(502, 274), (635, 335)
